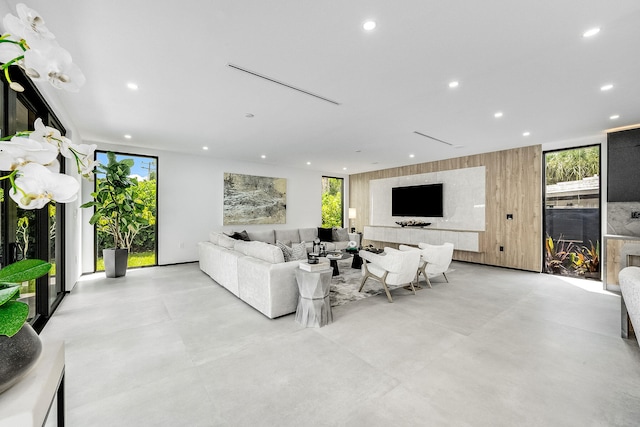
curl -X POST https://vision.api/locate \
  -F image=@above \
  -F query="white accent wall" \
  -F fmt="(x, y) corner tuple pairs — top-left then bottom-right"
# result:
(369, 166), (486, 231)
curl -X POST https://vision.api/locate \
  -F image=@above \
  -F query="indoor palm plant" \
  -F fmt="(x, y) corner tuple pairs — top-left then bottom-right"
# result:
(81, 152), (148, 278)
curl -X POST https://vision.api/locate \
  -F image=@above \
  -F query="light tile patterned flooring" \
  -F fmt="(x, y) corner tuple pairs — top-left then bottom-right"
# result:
(41, 262), (640, 426)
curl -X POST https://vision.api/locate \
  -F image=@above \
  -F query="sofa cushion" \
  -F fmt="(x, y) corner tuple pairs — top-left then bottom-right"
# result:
(209, 231), (222, 245)
(299, 227), (317, 242)
(237, 241), (285, 263)
(332, 227), (349, 242)
(275, 229), (300, 244)
(318, 227), (333, 242)
(276, 241), (307, 262)
(218, 234), (237, 249)
(247, 229), (275, 244)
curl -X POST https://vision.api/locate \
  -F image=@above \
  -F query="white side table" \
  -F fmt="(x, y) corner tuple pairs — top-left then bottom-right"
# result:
(295, 268), (333, 327)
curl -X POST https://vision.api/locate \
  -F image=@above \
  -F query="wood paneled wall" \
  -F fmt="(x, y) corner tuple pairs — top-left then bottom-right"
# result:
(349, 145), (543, 272)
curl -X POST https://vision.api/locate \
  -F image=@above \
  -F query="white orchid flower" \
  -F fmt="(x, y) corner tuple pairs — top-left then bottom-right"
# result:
(30, 117), (63, 145)
(60, 140), (97, 175)
(0, 136), (58, 170)
(3, 3), (56, 45)
(44, 158), (60, 173)
(80, 158), (99, 180)
(23, 45), (85, 92)
(9, 162), (79, 209)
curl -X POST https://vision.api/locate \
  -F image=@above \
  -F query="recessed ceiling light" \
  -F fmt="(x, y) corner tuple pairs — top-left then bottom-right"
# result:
(610, 114), (620, 120)
(342, 167), (347, 170)
(261, 154), (266, 159)
(306, 161), (311, 165)
(409, 154), (415, 158)
(124, 134), (132, 139)
(363, 20), (376, 31)
(494, 112), (503, 118)
(245, 113), (254, 118)
(202, 146), (208, 150)
(448, 81), (459, 88)
(583, 27), (600, 38)
(600, 84), (613, 91)
(523, 131), (531, 137)
(126, 82), (138, 90)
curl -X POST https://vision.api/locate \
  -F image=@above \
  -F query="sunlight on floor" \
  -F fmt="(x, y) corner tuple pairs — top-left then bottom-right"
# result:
(553, 274), (617, 296)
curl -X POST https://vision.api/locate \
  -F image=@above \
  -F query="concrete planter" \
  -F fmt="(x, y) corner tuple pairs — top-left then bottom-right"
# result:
(103, 248), (128, 278)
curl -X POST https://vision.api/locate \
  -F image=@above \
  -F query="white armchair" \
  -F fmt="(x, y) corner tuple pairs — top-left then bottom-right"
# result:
(358, 247), (421, 302)
(400, 242), (454, 287)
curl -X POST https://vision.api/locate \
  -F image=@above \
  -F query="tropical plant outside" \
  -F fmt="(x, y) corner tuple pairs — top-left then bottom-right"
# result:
(545, 146), (599, 185)
(544, 235), (600, 278)
(322, 177), (343, 228)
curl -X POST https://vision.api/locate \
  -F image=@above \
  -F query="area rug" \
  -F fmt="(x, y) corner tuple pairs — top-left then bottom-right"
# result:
(328, 259), (453, 307)
(329, 259), (405, 307)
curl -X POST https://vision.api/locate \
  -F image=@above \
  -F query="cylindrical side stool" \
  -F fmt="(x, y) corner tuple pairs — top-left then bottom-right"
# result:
(295, 268), (333, 327)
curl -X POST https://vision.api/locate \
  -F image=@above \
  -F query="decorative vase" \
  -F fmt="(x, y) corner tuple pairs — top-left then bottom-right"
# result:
(103, 248), (129, 278)
(0, 323), (42, 394)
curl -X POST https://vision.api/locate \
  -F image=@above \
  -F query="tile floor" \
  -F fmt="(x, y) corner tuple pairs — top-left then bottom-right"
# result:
(41, 262), (640, 426)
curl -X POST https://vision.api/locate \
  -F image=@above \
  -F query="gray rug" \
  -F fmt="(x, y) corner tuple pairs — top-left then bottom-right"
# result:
(329, 259), (453, 307)
(329, 259), (405, 307)
(330, 259), (373, 307)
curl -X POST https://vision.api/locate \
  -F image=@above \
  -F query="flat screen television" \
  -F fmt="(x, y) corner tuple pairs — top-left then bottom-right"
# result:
(392, 183), (443, 217)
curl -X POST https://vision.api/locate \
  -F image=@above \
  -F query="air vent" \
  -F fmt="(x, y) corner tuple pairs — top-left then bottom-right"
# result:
(413, 131), (454, 146)
(227, 63), (340, 106)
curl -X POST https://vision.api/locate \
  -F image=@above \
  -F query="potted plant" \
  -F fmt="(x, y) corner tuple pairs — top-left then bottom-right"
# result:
(0, 259), (51, 394)
(81, 152), (148, 278)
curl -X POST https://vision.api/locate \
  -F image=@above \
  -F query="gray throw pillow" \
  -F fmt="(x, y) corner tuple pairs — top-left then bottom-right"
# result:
(332, 227), (349, 242)
(276, 240), (307, 262)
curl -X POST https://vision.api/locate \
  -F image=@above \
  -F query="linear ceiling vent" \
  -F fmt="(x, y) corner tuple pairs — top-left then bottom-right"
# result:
(413, 131), (454, 146)
(227, 63), (340, 106)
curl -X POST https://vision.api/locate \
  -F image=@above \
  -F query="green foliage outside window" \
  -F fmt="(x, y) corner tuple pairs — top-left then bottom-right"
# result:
(545, 147), (599, 185)
(322, 177), (343, 228)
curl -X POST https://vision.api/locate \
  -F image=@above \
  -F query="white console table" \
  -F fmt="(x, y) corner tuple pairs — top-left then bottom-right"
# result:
(363, 225), (480, 252)
(0, 339), (65, 427)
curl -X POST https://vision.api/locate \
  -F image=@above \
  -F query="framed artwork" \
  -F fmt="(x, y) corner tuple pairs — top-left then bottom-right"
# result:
(223, 173), (287, 225)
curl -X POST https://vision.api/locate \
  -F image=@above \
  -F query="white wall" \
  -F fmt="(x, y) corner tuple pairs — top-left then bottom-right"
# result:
(80, 143), (346, 273)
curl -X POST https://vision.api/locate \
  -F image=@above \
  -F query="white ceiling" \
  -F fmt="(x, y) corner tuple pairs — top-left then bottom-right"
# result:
(9, 0), (640, 174)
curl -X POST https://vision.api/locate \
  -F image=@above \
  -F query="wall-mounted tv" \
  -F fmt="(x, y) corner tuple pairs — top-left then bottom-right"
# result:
(392, 183), (443, 217)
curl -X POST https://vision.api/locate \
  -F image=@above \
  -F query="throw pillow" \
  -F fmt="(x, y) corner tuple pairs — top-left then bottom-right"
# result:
(290, 241), (307, 261)
(332, 227), (349, 242)
(276, 240), (294, 262)
(276, 240), (307, 262)
(228, 230), (251, 241)
(317, 227), (333, 242)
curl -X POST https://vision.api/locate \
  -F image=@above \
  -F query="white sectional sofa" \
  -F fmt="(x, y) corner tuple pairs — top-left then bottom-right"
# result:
(198, 227), (360, 318)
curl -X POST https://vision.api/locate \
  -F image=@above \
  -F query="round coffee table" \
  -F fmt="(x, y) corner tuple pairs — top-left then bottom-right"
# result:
(326, 252), (351, 276)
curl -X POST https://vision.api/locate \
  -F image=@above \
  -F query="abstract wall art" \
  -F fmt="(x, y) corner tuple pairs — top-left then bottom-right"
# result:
(223, 173), (287, 225)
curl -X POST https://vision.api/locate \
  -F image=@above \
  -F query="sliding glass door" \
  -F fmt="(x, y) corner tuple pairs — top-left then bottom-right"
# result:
(0, 73), (67, 330)
(94, 151), (158, 271)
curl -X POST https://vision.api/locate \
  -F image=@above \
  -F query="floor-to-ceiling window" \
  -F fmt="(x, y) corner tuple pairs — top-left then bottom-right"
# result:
(543, 145), (601, 279)
(0, 68), (68, 331)
(322, 176), (344, 228)
(93, 151), (158, 271)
